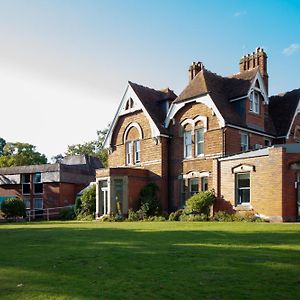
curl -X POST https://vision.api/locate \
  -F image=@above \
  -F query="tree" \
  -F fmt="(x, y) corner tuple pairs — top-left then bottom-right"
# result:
(66, 126), (109, 167)
(51, 153), (64, 164)
(0, 142), (47, 167)
(1, 198), (26, 219)
(0, 137), (6, 156)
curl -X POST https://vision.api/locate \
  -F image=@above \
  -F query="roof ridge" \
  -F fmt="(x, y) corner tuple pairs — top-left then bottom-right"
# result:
(129, 81), (163, 94)
(227, 67), (259, 79)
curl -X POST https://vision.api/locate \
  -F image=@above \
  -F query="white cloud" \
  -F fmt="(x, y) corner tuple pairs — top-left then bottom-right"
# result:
(282, 43), (300, 56)
(234, 11), (246, 17)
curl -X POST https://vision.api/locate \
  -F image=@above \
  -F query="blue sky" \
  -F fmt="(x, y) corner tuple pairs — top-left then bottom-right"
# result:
(0, 0), (299, 159)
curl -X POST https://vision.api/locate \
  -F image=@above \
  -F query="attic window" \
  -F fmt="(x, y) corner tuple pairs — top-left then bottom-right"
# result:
(125, 98), (134, 110)
(250, 91), (260, 114)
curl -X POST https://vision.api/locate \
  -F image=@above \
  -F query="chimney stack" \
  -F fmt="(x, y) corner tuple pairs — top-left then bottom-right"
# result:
(188, 61), (203, 82)
(239, 47), (268, 94)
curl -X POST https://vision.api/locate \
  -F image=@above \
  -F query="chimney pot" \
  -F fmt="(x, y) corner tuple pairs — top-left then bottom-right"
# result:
(188, 61), (204, 82)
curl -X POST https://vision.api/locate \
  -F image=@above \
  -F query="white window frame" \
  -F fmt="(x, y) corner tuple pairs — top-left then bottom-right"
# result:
(133, 140), (140, 164)
(125, 141), (132, 165)
(240, 132), (249, 152)
(195, 128), (204, 156)
(236, 173), (250, 205)
(250, 91), (260, 114)
(184, 130), (192, 158)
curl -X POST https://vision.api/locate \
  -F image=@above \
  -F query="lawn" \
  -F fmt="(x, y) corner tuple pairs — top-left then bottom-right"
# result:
(0, 222), (300, 300)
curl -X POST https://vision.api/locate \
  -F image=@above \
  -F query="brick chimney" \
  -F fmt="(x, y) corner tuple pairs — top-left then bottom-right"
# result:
(239, 47), (268, 94)
(188, 61), (203, 82)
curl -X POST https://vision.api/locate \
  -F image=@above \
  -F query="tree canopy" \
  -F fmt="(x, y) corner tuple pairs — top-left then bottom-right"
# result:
(65, 127), (109, 167)
(0, 139), (47, 167)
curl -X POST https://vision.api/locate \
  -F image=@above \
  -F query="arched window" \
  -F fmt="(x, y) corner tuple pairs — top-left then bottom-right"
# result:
(123, 122), (143, 165)
(181, 116), (207, 159)
(125, 98), (134, 110)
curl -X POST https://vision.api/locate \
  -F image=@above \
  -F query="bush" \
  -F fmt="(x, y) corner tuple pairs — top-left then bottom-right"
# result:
(79, 184), (96, 218)
(139, 183), (161, 216)
(212, 210), (265, 222)
(211, 211), (236, 222)
(1, 198), (26, 219)
(76, 212), (94, 221)
(184, 190), (215, 217)
(168, 209), (183, 221)
(100, 214), (116, 222)
(74, 197), (82, 216)
(127, 209), (139, 221)
(179, 214), (208, 222)
(59, 206), (76, 220)
(147, 215), (166, 222)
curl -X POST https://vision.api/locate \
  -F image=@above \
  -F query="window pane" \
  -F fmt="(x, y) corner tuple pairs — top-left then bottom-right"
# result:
(184, 131), (192, 158)
(34, 183), (43, 194)
(195, 128), (204, 156)
(201, 177), (208, 191)
(189, 178), (199, 196)
(34, 198), (43, 209)
(236, 173), (250, 204)
(134, 140), (140, 163)
(21, 174), (30, 183)
(22, 184), (30, 194)
(126, 142), (131, 164)
(238, 189), (250, 203)
(237, 174), (250, 188)
(33, 173), (41, 183)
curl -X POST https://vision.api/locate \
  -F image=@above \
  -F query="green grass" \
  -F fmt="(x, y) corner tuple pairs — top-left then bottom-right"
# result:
(0, 221), (300, 300)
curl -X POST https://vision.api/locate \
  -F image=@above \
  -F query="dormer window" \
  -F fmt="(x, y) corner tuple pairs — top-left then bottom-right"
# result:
(250, 91), (260, 114)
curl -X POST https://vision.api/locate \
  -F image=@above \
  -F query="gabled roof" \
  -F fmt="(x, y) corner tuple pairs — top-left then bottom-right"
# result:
(173, 68), (259, 127)
(104, 81), (177, 148)
(129, 81), (177, 135)
(269, 89), (300, 136)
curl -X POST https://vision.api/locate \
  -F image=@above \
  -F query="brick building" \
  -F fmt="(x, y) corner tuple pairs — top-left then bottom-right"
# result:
(0, 155), (101, 211)
(96, 48), (300, 222)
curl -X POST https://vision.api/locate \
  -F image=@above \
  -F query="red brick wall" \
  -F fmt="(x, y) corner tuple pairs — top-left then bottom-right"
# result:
(282, 152), (299, 221)
(225, 127), (272, 155)
(245, 96), (265, 130)
(168, 101), (223, 209)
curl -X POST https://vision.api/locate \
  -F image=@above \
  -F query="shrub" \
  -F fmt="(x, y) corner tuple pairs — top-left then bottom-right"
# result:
(59, 206), (76, 220)
(212, 211), (236, 222)
(74, 197), (82, 216)
(79, 184), (96, 217)
(147, 215), (166, 222)
(127, 209), (139, 221)
(100, 214), (116, 222)
(184, 190), (215, 217)
(168, 209), (183, 221)
(212, 210), (266, 222)
(1, 198), (26, 219)
(179, 214), (208, 222)
(139, 183), (161, 216)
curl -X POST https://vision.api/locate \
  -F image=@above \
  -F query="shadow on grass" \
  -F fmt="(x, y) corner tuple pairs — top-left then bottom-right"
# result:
(0, 223), (300, 299)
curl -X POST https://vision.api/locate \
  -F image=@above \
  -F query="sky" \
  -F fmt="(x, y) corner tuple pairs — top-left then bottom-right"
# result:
(0, 0), (300, 160)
